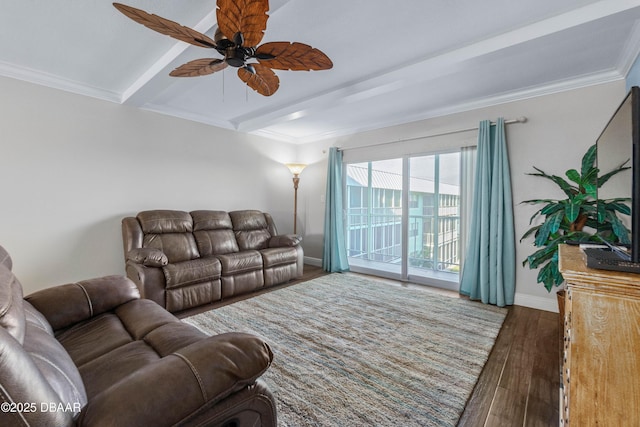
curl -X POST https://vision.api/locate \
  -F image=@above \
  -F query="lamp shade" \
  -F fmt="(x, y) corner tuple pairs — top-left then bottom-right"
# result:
(285, 163), (307, 176)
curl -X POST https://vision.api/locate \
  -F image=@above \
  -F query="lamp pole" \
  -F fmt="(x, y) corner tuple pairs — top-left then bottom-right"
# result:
(292, 174), (300, 234)
(285, 163), (307, 234)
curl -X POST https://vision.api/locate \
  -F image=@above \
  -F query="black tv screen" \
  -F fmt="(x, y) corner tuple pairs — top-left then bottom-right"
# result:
(596, 86), (639, 262)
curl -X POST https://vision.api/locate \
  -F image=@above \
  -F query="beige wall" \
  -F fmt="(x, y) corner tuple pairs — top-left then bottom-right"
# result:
(294, 80), (628, 311)
(0, 76), (299, 295)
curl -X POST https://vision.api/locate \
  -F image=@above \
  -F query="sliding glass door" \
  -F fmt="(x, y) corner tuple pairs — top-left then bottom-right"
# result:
(345, 152), (461, 289)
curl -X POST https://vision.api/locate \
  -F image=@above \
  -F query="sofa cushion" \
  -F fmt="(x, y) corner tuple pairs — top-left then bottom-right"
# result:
(79, 340), (161, 400)
(235, 229), (271, 251)
(137, 210), (199, 263)
(230, 210), (272, 251)
(163, 258), (222, 289)
(261, 247), (299, 268)
(192, 210), (233, 231)
(195, 230), (239, 255)
(137, 210), (193, 234)
(193, 211), (240, 256)
(56, 299), (177, 366)
(143, 233), (199, 263)
(229, 210), (268, 231)
(57, 313), (136, 367)
(217, 251), (263, 276)
(144, 321), (208, 356)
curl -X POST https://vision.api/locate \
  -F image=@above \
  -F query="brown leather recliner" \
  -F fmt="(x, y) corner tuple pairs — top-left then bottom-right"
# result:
(122, 210), (303, 313)
(0, 245), (277, 427)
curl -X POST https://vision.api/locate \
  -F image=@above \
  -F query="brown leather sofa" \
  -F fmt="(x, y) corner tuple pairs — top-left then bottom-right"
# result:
(0, 245), (277, 427)
(122, 210), (303, 313)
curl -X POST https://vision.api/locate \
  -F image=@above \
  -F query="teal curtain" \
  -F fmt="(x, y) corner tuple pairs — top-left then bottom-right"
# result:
(322, 147), (350, 272)
(459, 118), (515, 307)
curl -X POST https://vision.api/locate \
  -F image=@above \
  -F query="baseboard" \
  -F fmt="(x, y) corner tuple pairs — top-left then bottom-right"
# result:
(304, 256), (322, 267)
(514, 292), (559, 313)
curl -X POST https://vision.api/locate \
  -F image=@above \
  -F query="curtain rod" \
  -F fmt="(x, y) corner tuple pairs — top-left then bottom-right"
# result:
(337, 116), (527, 152)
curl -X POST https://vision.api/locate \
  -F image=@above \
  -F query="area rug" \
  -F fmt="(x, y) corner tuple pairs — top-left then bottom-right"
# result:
(183, 273), (507, 426)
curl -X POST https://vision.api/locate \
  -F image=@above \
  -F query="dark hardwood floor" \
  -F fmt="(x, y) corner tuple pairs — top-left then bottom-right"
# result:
(179, 265), (561, 426)
(458, 305), (560, 426)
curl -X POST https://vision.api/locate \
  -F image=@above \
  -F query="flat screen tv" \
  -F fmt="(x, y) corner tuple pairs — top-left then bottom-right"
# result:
(584, 86), (640, 272)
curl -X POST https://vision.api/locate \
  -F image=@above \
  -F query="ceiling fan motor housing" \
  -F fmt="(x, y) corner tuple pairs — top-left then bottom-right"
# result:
(224, 46), (259, 68)
(225, 47), (246, 67)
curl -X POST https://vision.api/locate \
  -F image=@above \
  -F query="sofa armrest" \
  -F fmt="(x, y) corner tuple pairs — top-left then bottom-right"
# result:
(77, 332), (273, 427)
(269, 234), (302, 248)
(25, 275), (140, 331)
(126, 247), (168, 267)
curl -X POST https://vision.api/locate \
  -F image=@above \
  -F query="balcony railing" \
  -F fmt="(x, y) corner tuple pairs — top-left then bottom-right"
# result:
(346, 210), (460, 274)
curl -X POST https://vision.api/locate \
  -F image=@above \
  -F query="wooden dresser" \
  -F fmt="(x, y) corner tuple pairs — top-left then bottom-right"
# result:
(558, 244), (640, 426)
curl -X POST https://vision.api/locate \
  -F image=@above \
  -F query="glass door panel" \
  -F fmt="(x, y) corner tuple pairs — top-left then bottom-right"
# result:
(408, 153), (461, 283)
(346, 159), (403, 276)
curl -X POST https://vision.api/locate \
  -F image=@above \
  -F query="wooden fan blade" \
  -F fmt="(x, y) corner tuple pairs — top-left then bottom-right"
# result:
(237, 63), (279, 96)
(113, 3), (217, 48)
(216, 0), (269, 47)
(256, 42), (333, 70)
(170, 58), (228, 77)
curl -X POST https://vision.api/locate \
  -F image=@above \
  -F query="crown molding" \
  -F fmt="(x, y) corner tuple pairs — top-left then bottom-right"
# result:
(0, 61), (121, 103)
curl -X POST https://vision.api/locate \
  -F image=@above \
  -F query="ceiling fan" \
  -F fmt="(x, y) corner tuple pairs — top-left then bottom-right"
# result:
(113, 0), (333, 96)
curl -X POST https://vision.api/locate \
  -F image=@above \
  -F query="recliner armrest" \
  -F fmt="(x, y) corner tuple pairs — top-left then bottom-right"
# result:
(269, 234), (302, 248)
(25, 275), (140, 331)
(77, 332), (273, 427)
(126, 247), (168, 267)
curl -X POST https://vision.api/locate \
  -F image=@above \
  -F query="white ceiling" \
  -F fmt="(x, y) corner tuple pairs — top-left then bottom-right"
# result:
(2, 0), (640, 143)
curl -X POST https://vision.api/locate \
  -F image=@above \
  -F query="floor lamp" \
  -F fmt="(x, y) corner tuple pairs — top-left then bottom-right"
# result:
(285, 163), (307, 234)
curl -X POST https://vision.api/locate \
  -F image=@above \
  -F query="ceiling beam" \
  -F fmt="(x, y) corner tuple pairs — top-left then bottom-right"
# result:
(120, 9), (217, 106)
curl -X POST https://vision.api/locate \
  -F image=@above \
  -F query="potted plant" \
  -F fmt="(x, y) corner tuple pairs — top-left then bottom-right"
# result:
(520, 144), (631, 296)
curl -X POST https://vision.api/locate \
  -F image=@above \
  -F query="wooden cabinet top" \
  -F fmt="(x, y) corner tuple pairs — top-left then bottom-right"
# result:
(558, 244), (640, 297)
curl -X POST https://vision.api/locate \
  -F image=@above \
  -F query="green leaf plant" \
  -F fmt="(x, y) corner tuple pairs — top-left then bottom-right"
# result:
(520, 144), (631, 291)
